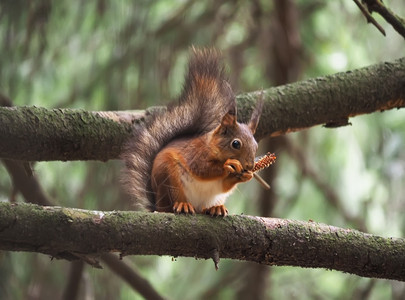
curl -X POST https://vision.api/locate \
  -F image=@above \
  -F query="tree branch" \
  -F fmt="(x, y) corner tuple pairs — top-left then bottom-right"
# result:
(1, 202), (404, 281)
(352, 0), (386, 36)
(62, 260), (84, 300)
(2, 159), (53, 206)
(284, 138), (368, 232)
(100, 254), (165, 300)
(362, 0), (405, 39)
(0, 57), (404, 161)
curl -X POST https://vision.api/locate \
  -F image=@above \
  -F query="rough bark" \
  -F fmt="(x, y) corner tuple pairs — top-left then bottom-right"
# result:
(1, 202), (404, 281)
(0, 57), (404, 161)
(248, 57), (405, 140)
(0, 108), (136, 161)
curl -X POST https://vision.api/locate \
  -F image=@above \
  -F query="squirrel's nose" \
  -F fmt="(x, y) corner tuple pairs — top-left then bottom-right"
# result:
(245, 162), (254, 171)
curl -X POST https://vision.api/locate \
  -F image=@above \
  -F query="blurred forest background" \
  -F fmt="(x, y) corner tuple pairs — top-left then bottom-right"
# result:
(1, 0), (405, 299)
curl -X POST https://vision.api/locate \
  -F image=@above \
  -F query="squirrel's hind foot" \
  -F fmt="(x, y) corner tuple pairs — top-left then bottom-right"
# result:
(173, 201), (196, 214)
(202, 205), (228, 217)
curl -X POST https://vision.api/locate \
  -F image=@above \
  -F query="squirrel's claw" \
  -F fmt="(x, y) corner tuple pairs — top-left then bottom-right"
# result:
(173, 201), (196, 214)
(224, 164), (236, 174)
(224, 159), (243, 174)
(237, 170), (253, 182)
(224, 159), (253, 182)
(203, 205), (228, 217)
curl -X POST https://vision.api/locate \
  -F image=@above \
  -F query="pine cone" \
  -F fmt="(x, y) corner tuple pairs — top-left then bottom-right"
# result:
(253, 152), (276, 173)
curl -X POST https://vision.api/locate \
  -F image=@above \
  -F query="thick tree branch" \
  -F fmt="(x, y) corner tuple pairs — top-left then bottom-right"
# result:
(0, 108), (136, 161)
(1, 202), (404, 281)
(0, 57), (405, 161)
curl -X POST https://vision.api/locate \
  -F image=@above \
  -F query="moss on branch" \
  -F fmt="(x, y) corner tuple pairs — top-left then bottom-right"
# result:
(1, 202), (405, 281)
(0, 57), (405, 161)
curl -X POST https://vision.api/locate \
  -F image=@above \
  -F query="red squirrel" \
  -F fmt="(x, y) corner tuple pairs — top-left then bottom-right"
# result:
(122, 48), (263, 216)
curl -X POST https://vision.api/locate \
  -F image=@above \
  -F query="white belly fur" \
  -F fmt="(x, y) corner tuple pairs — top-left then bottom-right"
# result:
(181, 173), (235, 213)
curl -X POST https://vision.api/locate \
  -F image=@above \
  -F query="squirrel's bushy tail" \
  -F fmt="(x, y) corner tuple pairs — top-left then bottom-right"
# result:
(121, 48), (236, 210)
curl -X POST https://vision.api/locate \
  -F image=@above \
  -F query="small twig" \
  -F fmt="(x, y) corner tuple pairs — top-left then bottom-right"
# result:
(210, 248), (220, 270)
(253, 173), (271, 190)
(353, 0), (405, 38)
(353, 0), (386, 36)
(361, 0), (405, 39)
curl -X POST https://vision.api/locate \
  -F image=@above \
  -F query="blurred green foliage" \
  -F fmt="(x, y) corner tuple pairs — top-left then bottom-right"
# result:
(1, 0), (405, 299)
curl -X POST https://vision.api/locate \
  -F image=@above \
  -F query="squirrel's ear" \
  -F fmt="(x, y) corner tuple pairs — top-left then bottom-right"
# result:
(221, 90), (237, 127)
(248, 95), (264, 134)
(221, 109), (237, 127)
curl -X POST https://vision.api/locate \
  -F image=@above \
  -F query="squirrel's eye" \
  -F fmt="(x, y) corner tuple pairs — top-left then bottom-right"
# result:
(231, 139), (242, 150)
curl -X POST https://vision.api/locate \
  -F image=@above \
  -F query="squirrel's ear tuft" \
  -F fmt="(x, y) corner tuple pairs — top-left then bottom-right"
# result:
(221, 111), (237, 128)
(248, 94), (264, 134)
(222, 92), (237, 127)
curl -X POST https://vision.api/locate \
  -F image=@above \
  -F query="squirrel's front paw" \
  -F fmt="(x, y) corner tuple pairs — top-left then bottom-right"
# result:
(173, 201), (196, 214)
(224, 159), (243, 174)
(238, 170), (253, 182)
(202, 205), (228, 217)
